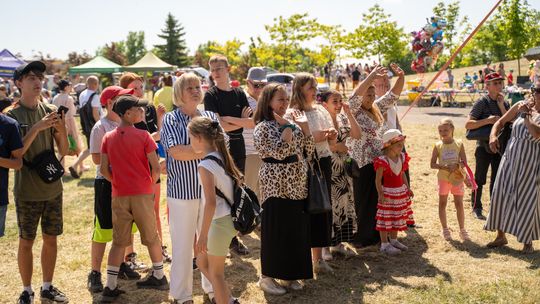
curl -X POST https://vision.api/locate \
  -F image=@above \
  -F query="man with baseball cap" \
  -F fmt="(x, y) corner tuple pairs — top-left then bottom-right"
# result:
(465, 72), (509, 220)
(87, 86), (142, 293)
(7, 61), (69, 304)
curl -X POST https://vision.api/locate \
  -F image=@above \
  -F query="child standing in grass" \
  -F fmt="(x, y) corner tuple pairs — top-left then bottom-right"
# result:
(189, 116), (240, 304)
(430, 118), (471, 241)
(374, 129), (413, 255)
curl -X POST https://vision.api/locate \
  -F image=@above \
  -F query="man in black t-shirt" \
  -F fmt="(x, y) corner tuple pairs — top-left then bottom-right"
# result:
(465, 72), (509, 220)
(204, 55), (253, 256)
(204, 55), (252, 173)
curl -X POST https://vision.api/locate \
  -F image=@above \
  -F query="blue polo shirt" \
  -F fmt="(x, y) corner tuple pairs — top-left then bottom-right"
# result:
(0, 115), (23, 206)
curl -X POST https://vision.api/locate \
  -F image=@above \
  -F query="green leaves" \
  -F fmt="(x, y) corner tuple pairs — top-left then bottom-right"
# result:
(154, 13), (189, 67)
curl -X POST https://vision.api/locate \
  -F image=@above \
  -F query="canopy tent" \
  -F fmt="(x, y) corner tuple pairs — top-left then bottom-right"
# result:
(68, 56), (123, 74)
(0, 49), (26, 77)
(123, 52), (176, 72)
(524, 46), (540, 61)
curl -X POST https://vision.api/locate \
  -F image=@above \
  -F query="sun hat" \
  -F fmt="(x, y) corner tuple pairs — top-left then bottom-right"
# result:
(382, 129), (406, 149)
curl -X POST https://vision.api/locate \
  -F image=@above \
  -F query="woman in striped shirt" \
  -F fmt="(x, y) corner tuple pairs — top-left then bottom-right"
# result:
(160, 73), (217, 304)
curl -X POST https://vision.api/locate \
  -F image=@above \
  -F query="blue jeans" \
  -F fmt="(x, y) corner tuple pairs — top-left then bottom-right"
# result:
(0, 205), (7, 237)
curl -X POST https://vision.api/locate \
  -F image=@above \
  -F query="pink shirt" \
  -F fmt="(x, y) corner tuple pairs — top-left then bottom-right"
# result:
(101, 126), (157, 197)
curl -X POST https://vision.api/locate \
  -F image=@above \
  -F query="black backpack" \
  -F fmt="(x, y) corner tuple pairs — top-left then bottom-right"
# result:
(79, 92), (97, 136)
(203, 155), (262, 235)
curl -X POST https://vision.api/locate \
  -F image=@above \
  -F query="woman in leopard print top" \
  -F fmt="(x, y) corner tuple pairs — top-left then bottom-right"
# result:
(253, 83), (315, 294)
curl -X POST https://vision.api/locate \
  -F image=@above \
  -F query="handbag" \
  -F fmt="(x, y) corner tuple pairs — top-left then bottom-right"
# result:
(344, 157), (361, 178)
(465, 124), (492, 141)
(497, 123), (512, 155)
(23, 149), (64, 183)
(306, 150), (332, 214)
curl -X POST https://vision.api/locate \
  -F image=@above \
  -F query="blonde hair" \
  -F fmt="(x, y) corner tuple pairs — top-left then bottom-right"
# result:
(208, 54), (229, 67)
(173, 73), (201, 107)
(438, 118), (455, 137)
(188, 117), (243, 184)
(290, 73), (317, 111)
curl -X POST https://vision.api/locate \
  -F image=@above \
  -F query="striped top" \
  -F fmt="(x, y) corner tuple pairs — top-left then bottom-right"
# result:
(160, 108), (218, 200)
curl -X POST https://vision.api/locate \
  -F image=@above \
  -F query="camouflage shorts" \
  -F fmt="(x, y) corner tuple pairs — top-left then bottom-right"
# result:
(15, 194), (63, 240)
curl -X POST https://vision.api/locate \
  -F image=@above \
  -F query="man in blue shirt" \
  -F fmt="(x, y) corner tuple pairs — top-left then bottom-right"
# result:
(0, 113), (24, 237)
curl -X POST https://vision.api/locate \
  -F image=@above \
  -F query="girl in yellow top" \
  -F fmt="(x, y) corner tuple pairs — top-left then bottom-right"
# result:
(430, 118), (471, 241)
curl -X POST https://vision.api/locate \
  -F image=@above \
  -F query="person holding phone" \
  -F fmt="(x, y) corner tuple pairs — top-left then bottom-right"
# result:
(7, 61), (69, 304)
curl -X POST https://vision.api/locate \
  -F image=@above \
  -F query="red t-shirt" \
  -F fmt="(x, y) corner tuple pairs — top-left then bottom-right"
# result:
(101, 125), (157, 197)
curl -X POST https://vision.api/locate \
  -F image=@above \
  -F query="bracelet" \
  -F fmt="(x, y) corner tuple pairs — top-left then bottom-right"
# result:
(279, 123), (297, 132)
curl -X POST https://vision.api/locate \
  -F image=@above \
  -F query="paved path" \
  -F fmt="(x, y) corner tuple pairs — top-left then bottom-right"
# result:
(397, 105), (470, 126)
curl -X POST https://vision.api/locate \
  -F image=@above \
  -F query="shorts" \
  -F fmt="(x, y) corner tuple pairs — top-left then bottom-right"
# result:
(15, 194), (63, 240)
(0, 205), (7, 237)
(112, 194), (159, 247)
(92, 179), (137, 243)
(438, 180), (464, 196)
(207, 215), (236, 257)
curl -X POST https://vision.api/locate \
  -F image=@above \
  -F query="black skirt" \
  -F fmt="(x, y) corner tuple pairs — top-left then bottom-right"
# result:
(309, 156), (333, 248)
(261, 197), (313, 280)
(352, 163), (381, 246)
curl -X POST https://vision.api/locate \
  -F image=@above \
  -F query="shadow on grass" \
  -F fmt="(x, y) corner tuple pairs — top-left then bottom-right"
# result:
(89, 278), (170, 304)
(257, 227), (452, 304)
(448, 236), (540, 267)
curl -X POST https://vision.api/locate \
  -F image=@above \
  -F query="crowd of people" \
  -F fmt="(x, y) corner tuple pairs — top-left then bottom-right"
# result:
(0, 54), (539, 304)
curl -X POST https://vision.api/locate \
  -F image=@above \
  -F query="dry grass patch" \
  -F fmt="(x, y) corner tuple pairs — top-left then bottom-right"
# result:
(0, 119), (539, 303)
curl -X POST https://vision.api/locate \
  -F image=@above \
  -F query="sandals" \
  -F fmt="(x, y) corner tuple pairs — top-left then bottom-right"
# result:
(442, 228), (452, 241)
(459, 229), (471, 241)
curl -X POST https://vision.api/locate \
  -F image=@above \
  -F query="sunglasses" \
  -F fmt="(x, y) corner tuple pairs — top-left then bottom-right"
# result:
(531, 87), (540, 94)
(252, 82), (266, 89)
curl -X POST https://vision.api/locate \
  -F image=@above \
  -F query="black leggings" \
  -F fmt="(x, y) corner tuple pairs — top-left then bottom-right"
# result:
(352, 163), (380, 246)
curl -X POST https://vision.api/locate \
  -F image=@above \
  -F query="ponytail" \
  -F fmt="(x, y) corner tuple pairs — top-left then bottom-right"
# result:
(188, 117), (243, 185)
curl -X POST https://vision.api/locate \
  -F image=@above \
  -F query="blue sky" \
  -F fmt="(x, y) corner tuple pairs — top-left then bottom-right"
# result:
(4, 0), (538, 60)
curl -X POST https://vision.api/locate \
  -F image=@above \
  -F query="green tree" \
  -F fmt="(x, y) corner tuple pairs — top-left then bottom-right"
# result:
(98, 42), (127, 65)
(66, 51), (92, 66)
(265, 13), (320, 71)
(125, 31), (146, 64)
(155, 13), (189, 67)
(432, 1), (470, 55)
(317, 24), (346, 65)
(344, 4), (407, 64)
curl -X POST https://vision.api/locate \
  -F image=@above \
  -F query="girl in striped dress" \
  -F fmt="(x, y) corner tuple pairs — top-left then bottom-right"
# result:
(374, 129), (413, 255)
(485, 89), (540, 254)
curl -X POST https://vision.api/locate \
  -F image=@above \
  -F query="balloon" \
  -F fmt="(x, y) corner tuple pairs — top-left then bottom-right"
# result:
(410, 16), (446, 74)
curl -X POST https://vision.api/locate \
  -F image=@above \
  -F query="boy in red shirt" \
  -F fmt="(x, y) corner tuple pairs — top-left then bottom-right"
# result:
(100, 95), (167, 302)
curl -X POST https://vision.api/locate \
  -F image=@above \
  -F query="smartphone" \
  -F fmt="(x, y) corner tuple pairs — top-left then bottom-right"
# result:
(57, 105), (69, 116)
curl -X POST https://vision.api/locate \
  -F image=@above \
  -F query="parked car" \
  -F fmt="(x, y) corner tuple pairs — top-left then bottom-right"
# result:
(267, 73), (294, 96)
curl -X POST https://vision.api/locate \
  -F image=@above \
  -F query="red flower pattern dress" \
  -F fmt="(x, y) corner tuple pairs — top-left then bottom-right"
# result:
(373, 152), (414, 231)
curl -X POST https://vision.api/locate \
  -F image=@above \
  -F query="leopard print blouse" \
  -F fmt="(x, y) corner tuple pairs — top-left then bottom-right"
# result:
(254, 120), (315, 203)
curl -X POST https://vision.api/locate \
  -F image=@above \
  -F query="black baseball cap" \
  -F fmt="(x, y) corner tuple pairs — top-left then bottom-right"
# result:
(112, 95), (148, 116)
(13, 61), (46, 81)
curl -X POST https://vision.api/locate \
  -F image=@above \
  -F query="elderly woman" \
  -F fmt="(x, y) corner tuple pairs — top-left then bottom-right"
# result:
(160, 73), (216, 304)
(254, 83), (314, 295)
(346, 63), (405, 248)
(485, 84), (540, 253)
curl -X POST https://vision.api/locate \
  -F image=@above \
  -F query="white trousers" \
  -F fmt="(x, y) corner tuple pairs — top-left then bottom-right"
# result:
(168, 197), (213, 302)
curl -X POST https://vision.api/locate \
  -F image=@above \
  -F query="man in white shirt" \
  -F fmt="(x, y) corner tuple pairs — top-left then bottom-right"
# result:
(69, 76), (100, 178)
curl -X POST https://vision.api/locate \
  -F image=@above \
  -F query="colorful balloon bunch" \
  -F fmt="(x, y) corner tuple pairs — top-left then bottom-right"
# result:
(411, 16), (447, 73)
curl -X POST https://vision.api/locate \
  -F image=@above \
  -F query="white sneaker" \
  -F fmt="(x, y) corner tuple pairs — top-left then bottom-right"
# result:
(322, 247), (333, 261)
(277, 280), (304, 291)
(313, 259), (333, 274)
(258, 277), (287, 295)
(330, 244), (356, 256)
(390, 240), (408, 251)
(380, 244), (401, 255)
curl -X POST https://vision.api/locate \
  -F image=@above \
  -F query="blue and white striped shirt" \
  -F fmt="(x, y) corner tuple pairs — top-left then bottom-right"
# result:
(160, 109), (218, 200)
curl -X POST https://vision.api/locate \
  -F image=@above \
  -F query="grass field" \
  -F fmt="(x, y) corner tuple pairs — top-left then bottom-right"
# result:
(0, 114), (539, 304)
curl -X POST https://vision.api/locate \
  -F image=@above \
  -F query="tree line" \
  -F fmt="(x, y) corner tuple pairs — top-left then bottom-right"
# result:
(65, 0), (540, 80)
